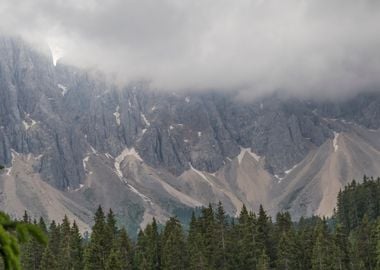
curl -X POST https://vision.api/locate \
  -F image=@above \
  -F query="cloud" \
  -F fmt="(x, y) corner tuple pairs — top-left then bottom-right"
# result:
(1, 0), (380, 99)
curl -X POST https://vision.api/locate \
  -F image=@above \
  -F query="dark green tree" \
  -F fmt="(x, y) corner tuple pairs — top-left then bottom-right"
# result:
(70, 221), (84, 270)
(85, 206), (108, 270)
(187, 212), (208, 270)
(161, 217), (187, 270)
(214, 202), (228, 270)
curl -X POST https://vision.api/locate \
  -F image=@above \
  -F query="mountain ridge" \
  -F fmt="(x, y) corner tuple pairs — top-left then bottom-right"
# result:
(1, 36), (380, 232)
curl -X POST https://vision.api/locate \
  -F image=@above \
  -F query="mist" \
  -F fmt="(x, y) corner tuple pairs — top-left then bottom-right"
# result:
(1, 0), (379, 99)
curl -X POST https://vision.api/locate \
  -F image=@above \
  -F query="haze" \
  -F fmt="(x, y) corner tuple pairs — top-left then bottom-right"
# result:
(1, 0), (379, 99)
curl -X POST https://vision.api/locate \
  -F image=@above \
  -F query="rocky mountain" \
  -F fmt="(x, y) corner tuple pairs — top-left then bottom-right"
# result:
(1, 36), (380, 233)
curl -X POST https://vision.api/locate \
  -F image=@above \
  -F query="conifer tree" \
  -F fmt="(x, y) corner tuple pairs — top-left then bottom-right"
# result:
(276, 232), (296, 270)
(70, 221), (84, 270)
(375, 219), (380, 270)
(236, 205), (256, 269)
(134, 230), (149, 270)
(257, 250), (270, 270)
(275, 212), (296, 270)
(105, 249), (123, 270)
(47, 221), (61, 260)
(85, 206), (108, 270)
(214, 201), (228, 270)
(333, 223), (350, 270)
(106, 209), (118, 244)
(198, 204), (216, 268)
(21, 217), (47, 270)
(311, 220), (333, 270)
(59, 215), (72, 270)
(144, 218), (161, 270)
(116, 227), (133, 270)
(187, 212), (208, 270)
(161, 217), (187, 270)
(355, 214), (376, 269)
(256, 205), (273, 261)
(40, 221), (61, 270)
(40, 245), (58, 270)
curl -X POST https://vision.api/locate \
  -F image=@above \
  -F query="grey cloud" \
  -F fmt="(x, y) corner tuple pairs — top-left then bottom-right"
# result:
(1, 0), (380, 99)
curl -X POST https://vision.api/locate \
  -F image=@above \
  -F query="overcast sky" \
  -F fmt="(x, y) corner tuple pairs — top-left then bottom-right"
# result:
(1, 0), (379, 99)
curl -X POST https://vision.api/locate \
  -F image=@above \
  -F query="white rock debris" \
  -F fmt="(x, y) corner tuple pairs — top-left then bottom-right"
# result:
(113, 105), (121, 126)
(73, 184), (85, 192)
(333, 132), (339, 152)
(114, 147), (143, 179)
(284, 164), (298, 175)
(57, 84), (68, 96)
(189, 163), (214, 186)
(128, 184), (151, 203)
(22, 115), (37, 131)
(237, 147), (260, 164)
(113, 148), (151, 202)
(82, 156), (90, 174)
(141, 113), (150, 126)
(89, 146), (97, 154)
(274, 174), (285, 182)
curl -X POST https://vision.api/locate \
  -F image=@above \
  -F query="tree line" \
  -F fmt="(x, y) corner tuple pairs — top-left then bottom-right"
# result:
(2, 175), (380, 269)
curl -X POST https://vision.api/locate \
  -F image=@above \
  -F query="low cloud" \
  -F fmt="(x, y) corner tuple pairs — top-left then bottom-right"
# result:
(1, 0), (380, 99)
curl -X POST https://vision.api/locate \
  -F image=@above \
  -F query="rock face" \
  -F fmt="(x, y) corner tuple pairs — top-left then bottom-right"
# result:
(1, 36), (380, 231)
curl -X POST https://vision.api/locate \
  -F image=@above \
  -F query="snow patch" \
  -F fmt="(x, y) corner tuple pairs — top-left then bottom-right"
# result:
(185, 97), (190, 103)
(22, 115), (37, 130)
(128, 184), (151, 203)
(237, 147), (260, 164)
(73, 184), (85, 192)
(189, 163), (214, 186)
(114, 148), (143, 179)
(333, 132), (339, 152)
(113, 105), (121, 126)
(89, 146), (97, 154)
(5, 150), (18, 176)
(57, 84), (68, 96)
(49, 43), (63, 66)
(198, 131), (202, 137)
(141, 113), (150, 126)
(284, 164), (298, 175)
(260, 103), (264, 110)
(151, 106), (156, 111)
(184, 139), (189, 143)
(169, 125), (174, 130)
(274, 174), (285, 182)
(105, 153), (113, 159)
(83, 156), (90, 173)
(142, 128), (147, 135)
(113, 148), (151, 203)
(22, 120), (31, 130)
